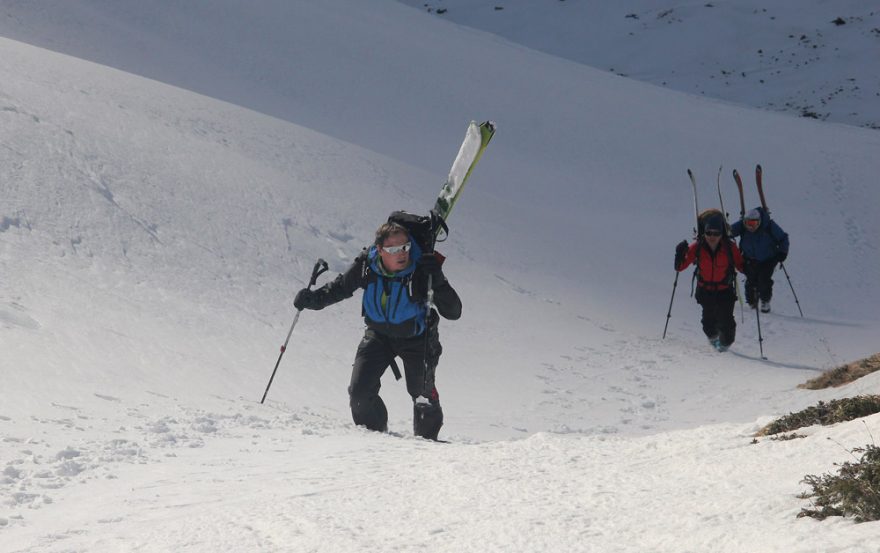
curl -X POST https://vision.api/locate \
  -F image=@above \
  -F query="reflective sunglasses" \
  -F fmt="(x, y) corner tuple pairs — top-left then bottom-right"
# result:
(744, 219), (760, 231)
(704, 230), (722, 237)
(381, 242), (412, 254)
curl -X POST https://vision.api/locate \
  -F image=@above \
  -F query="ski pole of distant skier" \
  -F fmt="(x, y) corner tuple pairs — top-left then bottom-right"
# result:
(779, 262), (803, 317)
(662, 271), (680, 339)
(260, 258), (329, 404)
(754, 295), (766, 360)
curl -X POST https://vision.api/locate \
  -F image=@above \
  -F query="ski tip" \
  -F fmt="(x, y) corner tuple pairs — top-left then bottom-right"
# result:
(479, 121), (497, 143)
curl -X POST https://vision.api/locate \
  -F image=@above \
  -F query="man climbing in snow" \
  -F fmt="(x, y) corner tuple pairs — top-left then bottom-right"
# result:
(674, 209), (746, 352)
(292, 214), (461, 440)
(729, 207), (789, 313)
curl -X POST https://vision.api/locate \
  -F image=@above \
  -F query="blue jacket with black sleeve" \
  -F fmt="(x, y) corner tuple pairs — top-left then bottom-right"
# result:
(730, 207), (789, 262)
(303, 238), (461, 338)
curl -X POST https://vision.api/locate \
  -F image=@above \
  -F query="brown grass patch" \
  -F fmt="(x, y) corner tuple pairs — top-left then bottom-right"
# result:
(800, 353), (880, 390)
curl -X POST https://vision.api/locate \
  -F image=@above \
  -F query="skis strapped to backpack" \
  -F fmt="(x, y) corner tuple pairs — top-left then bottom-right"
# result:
(755, 164), (769, 214)
(387, 121), (496, 250)
(433, 121), (496, 224)
(732, 169), (746, 220)
(407, 121), (496, 406)
(717, 165), (743, 316)
(688, 169), (736, 293)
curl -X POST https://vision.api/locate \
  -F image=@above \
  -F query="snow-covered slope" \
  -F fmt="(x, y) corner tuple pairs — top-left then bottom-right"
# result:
(397, 0), (880, 130)
(1, 1), (879, 550)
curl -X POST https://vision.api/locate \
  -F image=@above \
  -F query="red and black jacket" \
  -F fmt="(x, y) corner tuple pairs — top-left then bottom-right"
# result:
(676, 239), (745, 291)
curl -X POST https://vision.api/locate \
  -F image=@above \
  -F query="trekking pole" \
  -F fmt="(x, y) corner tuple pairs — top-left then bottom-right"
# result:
(260, 258), (329, 404)
(779, 262), (804, 317)
(738, 278), (744, 323)
(662, 271), (680, 339)
(754, 296), (766, 360)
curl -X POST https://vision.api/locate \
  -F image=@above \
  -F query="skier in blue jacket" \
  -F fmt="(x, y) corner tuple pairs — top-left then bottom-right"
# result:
(730, 207), (789, 313)
(293, 219), (461, 440)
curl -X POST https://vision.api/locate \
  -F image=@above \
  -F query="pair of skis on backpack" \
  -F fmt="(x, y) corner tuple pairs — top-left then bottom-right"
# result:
(688, 164), (770, 237)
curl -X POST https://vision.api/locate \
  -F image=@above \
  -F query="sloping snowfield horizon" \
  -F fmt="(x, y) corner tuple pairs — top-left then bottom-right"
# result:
(2, 1), (879, 551)
(397, 0), (880, 131)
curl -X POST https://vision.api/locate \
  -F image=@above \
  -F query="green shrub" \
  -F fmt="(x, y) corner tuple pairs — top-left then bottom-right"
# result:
(799, 444), (880, 522)
(771, 433), (805, 441)
(757, 396), (880, 436)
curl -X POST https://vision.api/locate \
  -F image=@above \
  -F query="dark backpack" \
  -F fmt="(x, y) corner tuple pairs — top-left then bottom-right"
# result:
(387, 210), (448, 253)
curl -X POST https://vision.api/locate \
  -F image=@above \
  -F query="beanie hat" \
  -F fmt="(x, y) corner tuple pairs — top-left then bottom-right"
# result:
(702, 212), (725, 233)
(744, 208), (761, 231)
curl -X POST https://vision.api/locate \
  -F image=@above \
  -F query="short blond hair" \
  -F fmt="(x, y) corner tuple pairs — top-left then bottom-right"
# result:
(374, 222), (408, 246)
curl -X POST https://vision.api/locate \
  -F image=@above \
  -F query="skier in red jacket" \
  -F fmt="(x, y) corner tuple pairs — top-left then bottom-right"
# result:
(674, 209), (746, 352)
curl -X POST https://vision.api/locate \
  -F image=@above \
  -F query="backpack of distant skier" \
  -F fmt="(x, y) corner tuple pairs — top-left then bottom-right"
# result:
(387, 210), (448, 253)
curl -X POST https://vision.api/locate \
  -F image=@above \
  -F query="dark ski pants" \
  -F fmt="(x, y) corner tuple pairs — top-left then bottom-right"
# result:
(348, 323), (443, 439)
(695, 287), (737, 347)
(745, 258), (777, 304)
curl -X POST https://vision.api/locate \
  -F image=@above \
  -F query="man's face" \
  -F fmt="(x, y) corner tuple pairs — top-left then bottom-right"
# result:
(378, 231), (411, 272)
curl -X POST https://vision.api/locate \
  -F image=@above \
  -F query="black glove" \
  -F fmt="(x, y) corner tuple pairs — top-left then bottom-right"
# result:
(417, 253), (443, 277)
(743, 258), (755, 277)
(674, 240), (688, 269)
(776, 251), (788, 264)
(293, 288), (319, 311)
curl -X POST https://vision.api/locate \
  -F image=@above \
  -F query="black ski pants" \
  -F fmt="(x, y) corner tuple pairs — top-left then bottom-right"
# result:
(695, 286), (737, 347)
(745, 258), (777, 304)
(348, 319), (443, 439)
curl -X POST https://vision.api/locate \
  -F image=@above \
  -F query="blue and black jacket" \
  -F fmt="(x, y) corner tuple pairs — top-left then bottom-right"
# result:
(730, 207), (790, 262)
(303, 237), (461, 339)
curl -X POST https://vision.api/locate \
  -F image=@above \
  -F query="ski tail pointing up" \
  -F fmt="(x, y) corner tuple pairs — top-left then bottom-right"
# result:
(433, 120), (496, 222)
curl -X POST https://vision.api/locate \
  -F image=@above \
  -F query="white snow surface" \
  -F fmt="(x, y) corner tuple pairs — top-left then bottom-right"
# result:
(1, 1), (879, 551)
(398, 0), (880, 130)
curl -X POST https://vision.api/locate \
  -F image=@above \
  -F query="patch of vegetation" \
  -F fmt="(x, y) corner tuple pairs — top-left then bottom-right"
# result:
(771, 432), (805, 441)
(757, 396), (880, 436)
(800, 353), (880, 389)
(799, 444), (880, 522)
